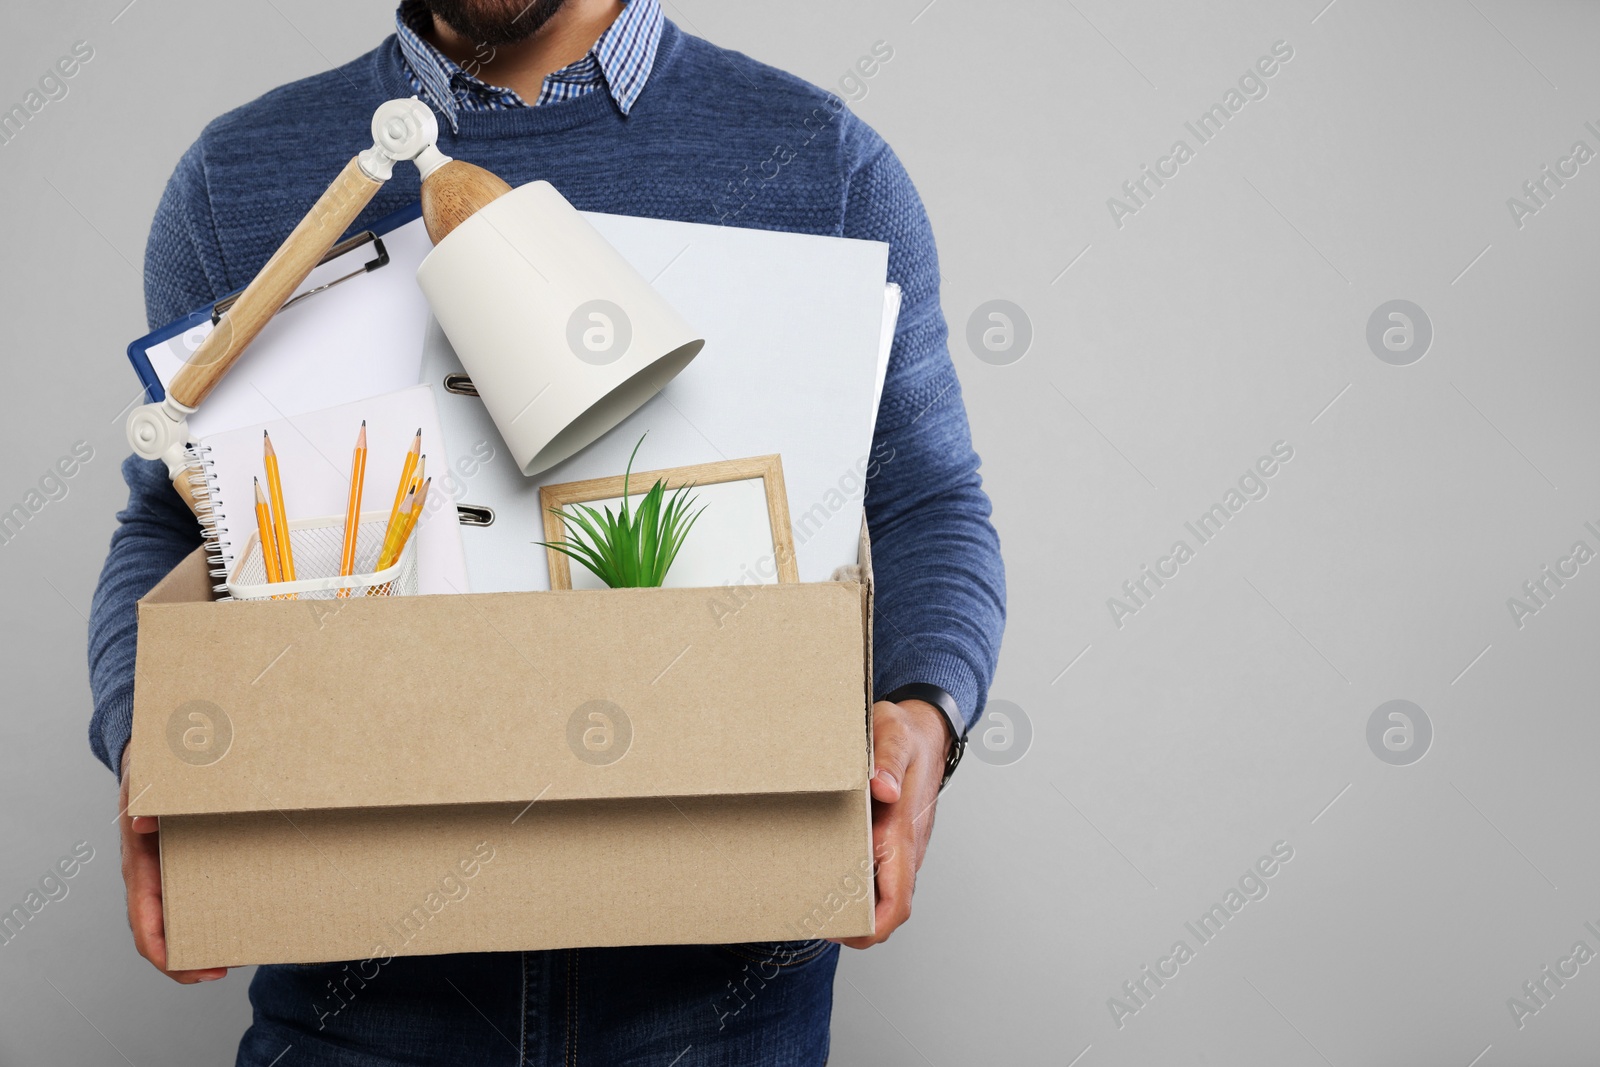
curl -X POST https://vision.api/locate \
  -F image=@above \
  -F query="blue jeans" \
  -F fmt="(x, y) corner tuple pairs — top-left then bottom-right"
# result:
(236, 940), (839, 1066)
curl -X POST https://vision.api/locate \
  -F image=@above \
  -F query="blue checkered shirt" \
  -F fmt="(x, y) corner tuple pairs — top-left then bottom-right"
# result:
(394, 0), (663, 131)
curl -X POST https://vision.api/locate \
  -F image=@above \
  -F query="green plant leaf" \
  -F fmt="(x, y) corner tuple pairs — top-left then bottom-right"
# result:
(533, 433), (707, 589)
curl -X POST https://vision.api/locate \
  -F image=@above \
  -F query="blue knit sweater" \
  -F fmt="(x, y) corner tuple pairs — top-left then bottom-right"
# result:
(87, 21), (1005, 775)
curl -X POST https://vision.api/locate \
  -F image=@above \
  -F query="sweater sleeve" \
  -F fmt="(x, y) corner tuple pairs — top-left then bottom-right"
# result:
(841, 116), (1006, 735)
(86, 141), (219, 776)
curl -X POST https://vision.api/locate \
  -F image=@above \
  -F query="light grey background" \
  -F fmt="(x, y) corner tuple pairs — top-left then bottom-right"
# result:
(2, 0), (1596, 1063)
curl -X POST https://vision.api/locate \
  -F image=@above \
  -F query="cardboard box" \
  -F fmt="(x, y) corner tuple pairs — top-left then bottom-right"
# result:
(128, 535), (875, 969)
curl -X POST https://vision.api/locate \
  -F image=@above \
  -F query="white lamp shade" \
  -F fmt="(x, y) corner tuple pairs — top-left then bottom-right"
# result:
(416, 181), (704, 476)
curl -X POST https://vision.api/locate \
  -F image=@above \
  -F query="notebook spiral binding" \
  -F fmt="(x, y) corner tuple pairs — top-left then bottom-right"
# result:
(182, 443), (236, 602)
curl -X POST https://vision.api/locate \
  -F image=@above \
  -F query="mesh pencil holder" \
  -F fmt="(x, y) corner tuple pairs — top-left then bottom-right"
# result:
(226, 511), (419, 601)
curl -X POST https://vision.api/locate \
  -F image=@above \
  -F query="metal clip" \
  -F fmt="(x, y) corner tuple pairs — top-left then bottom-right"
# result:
(212, 231), (390, 324)
(442, 373), (479, 397)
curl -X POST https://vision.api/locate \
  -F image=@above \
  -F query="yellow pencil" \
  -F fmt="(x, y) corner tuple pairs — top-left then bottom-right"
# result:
(407, 454), (426, 508)
(253, 478), (283, 592)
(336, 421), (367, 598)
(380, 456), (423, 567)
(393, 475), (431, 560)
(384, 428), (421, 545)
(381, 476), (430, 570)
(409, 474), (430, 525)
(377, 480), (417, 570)
(263, 430), (295, 581)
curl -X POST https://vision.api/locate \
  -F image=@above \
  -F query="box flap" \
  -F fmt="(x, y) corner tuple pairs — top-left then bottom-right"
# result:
(158, 790), (875, 969)
(140, 547), (218, 606)
(130, 577), (870, 817)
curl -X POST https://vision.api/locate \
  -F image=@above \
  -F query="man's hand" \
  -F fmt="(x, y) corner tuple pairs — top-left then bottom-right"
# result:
(833, 698), (954, 949)
(119, 753), (228, 983)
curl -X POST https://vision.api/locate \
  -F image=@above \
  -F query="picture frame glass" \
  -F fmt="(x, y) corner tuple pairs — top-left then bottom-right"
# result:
(563, 477), (779, 591)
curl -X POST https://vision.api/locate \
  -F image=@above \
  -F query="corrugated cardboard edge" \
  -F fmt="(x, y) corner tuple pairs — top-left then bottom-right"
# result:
(858, 517), (875, 765)
(858, 516), (877, 936)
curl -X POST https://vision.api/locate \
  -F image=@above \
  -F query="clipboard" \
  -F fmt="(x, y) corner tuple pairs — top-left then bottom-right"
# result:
(126, 202), (428, 418)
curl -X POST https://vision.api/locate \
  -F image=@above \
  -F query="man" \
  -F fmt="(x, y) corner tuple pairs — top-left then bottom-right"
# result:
(89, 1), (1005, 1062)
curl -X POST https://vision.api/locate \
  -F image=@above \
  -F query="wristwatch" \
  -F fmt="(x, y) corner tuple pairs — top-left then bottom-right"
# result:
(881, 683), (965, 792)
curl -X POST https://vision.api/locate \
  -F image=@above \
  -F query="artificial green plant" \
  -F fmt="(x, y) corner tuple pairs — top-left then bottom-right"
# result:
(538, 434), (705, 588)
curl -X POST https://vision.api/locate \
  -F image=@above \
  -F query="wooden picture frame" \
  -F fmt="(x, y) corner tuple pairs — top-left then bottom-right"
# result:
(539, 454), (800, 590)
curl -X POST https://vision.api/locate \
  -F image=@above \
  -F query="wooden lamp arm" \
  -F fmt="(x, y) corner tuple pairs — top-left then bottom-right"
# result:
(166, 155), (383, 410)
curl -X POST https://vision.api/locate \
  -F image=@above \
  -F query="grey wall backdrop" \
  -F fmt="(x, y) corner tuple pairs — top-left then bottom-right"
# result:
(3, 0), (1597, 1063)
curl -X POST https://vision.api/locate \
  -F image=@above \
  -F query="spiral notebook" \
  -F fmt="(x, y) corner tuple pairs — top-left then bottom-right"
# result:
(185, 383), (469, 598)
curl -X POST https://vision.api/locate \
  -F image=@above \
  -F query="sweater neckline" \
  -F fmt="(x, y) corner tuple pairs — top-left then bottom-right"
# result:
(372, 20), (680, 141)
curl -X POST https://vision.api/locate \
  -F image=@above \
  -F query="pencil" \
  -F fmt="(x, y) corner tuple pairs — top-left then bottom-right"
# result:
(377, 480), (417, 571)
(384, 428), (421, 545)
(253, 478), (283, 591)
(409, 475), (430, 525)
(263, 430), (296, 581)
(387, 476), (432, 572)
(337, 421), (367, 597)
(408, 454), (426, 506)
